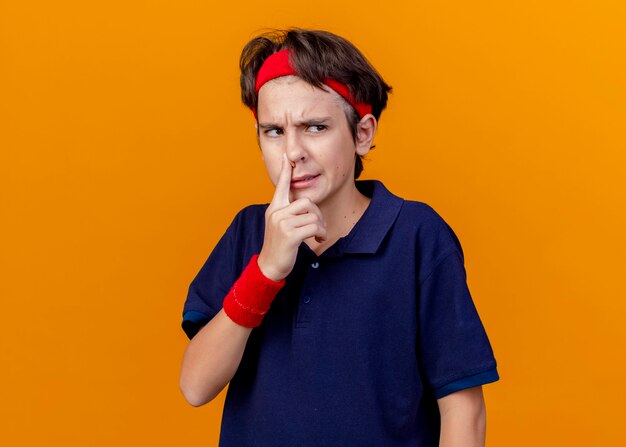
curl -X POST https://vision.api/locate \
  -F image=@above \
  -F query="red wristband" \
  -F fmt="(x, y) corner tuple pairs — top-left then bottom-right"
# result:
(222, 254), (286, 328)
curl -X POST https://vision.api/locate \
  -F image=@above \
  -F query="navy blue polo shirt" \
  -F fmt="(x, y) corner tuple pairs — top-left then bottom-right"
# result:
(182, 179), (499, 447)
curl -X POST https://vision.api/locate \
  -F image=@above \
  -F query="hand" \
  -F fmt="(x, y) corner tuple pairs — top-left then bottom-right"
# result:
(257, 154), (327, 281)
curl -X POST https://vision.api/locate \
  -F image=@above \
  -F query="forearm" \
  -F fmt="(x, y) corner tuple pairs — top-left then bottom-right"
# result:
(179, 308), (252, 407)
(438, 386), (487, 447)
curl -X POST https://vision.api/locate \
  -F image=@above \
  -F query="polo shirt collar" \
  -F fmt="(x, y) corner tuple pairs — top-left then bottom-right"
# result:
(301, 180), (404, 258)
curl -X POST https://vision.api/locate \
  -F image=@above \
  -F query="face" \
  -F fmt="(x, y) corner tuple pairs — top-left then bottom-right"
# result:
(256, 76), (371, 208)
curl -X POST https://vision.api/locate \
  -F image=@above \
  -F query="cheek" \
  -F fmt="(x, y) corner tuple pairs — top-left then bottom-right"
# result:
(262, 153), (282, 185)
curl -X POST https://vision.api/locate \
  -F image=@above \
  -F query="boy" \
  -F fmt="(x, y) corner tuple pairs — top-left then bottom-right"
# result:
(180, 29), (499, 446)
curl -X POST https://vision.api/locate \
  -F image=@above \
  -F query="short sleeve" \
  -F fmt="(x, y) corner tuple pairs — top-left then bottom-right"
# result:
(181, 211), (242, 340)
(417, 248), (499, 399)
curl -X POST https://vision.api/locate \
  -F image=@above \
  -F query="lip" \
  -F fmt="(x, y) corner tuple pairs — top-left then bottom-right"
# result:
(290, 174), (320, 189)
(291, 174), (320, 182)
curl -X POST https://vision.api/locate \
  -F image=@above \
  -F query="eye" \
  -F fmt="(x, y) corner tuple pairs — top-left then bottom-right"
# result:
(265, 128), (283, 137)
(307, 124), (326, 133)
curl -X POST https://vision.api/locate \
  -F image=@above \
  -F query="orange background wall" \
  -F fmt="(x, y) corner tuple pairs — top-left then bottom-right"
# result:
(1, 1), (625, 445)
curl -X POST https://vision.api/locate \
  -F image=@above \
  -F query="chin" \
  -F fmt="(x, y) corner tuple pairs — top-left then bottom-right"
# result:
(291, 190), (320, 204)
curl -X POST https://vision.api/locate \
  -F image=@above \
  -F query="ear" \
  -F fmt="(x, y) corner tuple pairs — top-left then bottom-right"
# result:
(355, 114), (377, 157)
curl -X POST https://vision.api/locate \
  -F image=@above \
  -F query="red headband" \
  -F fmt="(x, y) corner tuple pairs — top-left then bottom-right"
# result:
(252, 49), (372, 119)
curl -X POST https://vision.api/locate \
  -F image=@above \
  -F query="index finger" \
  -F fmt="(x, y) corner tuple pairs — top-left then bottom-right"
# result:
(271, 153), (292, 209)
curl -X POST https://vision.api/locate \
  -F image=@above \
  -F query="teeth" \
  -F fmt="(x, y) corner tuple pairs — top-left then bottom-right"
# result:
(295, 176), (316, 181)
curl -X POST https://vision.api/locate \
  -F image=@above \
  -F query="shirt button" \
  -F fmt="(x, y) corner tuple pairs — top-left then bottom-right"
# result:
(311, 262), (319, 269)
(303, 296), (311, 304)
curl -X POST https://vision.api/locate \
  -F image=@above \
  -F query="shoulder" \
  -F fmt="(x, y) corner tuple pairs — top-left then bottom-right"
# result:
(369, 180), (449, 236)
(234, 202), (269, 219)
(397, 198), (444, 226)
(221, 203), (269, 266)
(367, 180), (463, 258)
(225, 203), (269, 235)
(397, 199), (460, 248)
(395, 198), (466, 281)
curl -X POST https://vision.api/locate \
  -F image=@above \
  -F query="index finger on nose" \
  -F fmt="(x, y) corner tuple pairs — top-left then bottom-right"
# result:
(271, 153), (292, 208)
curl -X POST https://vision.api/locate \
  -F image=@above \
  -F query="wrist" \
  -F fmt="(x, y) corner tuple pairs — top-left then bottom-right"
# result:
(257, 253), (285, 282)
(222, 254), (286, 328)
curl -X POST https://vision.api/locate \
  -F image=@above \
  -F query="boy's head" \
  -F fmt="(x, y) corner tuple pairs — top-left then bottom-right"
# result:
(240, 29), (391, 179)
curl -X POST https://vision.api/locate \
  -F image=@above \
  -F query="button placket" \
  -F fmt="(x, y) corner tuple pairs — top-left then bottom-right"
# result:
(295, 259), (319, 329)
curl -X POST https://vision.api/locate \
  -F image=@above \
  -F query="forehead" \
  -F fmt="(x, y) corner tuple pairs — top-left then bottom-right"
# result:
(257, 76), (345, 121)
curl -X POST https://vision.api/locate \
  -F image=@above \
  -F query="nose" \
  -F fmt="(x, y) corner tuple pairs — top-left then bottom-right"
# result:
(285, 131), (306, 166)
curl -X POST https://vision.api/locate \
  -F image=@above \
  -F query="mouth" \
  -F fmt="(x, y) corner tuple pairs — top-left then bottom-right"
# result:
(291, 174), (320, 183)
(290, 174), (320, 189)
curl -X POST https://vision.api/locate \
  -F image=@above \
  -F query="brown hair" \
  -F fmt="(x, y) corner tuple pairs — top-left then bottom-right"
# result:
(240, 28), (392, 179)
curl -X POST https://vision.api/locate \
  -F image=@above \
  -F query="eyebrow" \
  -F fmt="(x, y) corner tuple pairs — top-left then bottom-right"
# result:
(258, 116), (333, 130)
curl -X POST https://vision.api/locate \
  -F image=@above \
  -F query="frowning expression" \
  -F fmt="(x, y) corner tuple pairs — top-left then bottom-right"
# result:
(256, 76), (370, 207)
